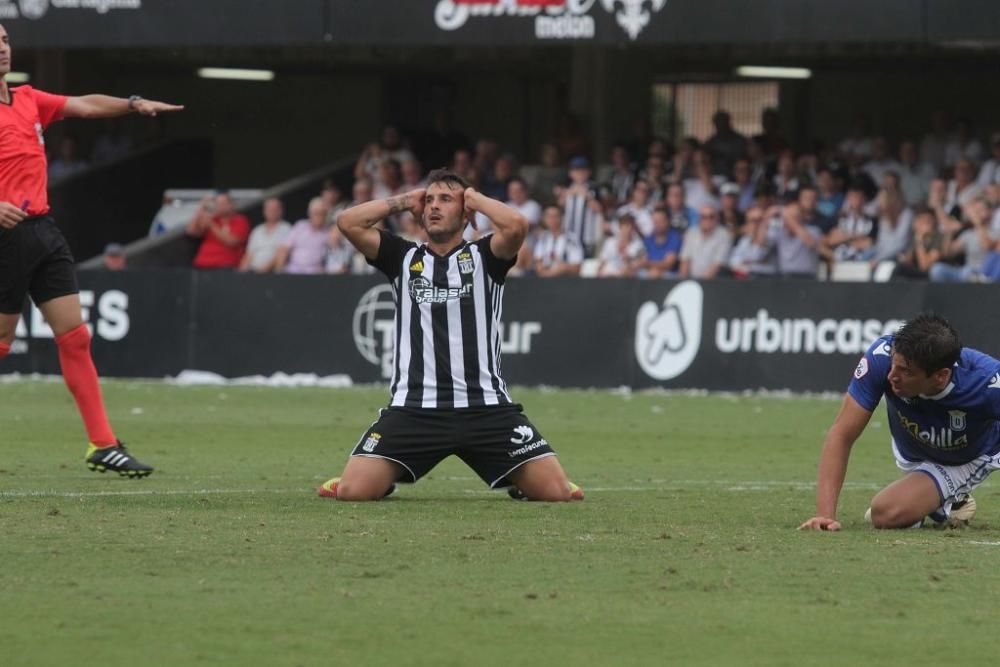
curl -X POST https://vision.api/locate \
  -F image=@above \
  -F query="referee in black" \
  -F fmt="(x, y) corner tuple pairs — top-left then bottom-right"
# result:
(318, 169), (583, 502)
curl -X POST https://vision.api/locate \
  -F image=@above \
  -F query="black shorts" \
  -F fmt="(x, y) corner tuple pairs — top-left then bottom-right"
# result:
(350, 405), (557, 489)
(0, 216), (78, 315)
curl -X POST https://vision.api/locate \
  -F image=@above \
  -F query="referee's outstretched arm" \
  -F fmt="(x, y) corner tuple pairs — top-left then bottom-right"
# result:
(338, 189), (426, 260)
(63, 94), (183, 120)
(464, 189), (528, 260)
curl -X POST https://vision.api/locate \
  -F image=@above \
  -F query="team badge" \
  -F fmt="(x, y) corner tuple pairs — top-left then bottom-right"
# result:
(458, 252), (475, 275)
(854, 357), (869, 380)
(949, 411), (967, 431)
(362, 432), (382, 453)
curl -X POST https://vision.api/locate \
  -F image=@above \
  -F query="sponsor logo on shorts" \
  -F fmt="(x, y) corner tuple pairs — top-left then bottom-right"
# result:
(508, 425), (548, 457)
(510, 425), (534, 445)
(931, 464), (958, 496)
(854, 357), (869, 379)
(362, 432), (382, 453)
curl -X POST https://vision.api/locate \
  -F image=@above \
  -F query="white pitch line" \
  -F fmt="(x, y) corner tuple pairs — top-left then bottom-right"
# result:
(0, 479), (886, 499)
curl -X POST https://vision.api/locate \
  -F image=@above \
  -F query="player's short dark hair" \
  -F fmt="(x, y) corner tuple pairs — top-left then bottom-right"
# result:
(893, 313), (962, 375)
(426, 168), (470, 191)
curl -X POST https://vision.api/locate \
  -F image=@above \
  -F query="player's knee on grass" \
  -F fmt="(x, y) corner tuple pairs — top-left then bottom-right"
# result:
(868, 497), (920, 529)
(334, 477), (393, 502)
(524, 481), (573, 502)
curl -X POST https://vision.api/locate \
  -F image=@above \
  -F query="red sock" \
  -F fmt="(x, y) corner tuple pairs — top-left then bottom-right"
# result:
(0, 341), (10, 360)
(55, 324), (116, 447)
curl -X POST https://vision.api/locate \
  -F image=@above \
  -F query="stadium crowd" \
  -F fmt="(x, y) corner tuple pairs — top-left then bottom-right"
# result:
(185, 110), (1000, 282)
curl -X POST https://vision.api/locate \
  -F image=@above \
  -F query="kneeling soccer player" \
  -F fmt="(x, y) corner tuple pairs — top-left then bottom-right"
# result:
(318, 169), (582, 502)
(800, 313), (1000, 531)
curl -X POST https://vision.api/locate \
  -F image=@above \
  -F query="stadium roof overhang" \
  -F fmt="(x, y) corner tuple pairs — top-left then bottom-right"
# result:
(4, 0), (1000, 51)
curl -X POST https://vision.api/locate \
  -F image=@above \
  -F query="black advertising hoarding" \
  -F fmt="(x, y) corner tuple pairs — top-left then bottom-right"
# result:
(4, 0), (928, 49)
(4, 271), (1000, 392)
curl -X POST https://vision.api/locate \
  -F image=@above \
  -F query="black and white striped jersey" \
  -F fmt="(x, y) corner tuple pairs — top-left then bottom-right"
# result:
(368, 230), (515, 409)
(562, 191), (600, 254)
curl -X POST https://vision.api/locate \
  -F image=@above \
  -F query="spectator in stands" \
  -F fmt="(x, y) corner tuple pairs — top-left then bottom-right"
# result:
(977, 133), (1000, 188)
(669, 136), (699, 184)
(772, 150), (801, 202)
(930, 197), (998, 282)
(862, 137), (901, 187)
(920, 110), (952, 170)
(238, 197), (291, 273)
(325, 222), (354, 275)
(728, 206), (773, 278)
(557, 156), (602, 256)
(616, 178), (654, 237)
(451, 148), (477, 184)
(640, 205), (683, 278)
(274, 197), (331, 275)
(373, 158), (404, 200)
(605, 144), (636, 206)
(187, 191), (250, 270)
(705, 110), (747, 174)
(681, 149), (723, 212)
(101, 243), (126, 271)
(505, 177), (542, 229)
(664, 182), (696, 231)
(679, 205), (732, 280)
(897, 139), (935, 207)
(732, 158), (757, 212)
(752, 107), (788, 161)
(48, 136), (88, 183)
(870, 174), (914, 268)
(350, 177), (374, 210)
(533, 205), (584, 277)
(718, 183), (745, 229)
(529, 143), (565, 206)
(893, 207), (943, 280)
(927, 177), (957, 227)
(401, 158), (427, 190)
(596, 213), (645, 277)
(837, 113), (873, 167)
(824, 181), (877, 261)
(758, 203), (823, 278)
(321, 180), (348, 226)
(945, 158), (983, 213)
(815, 164), (845, 220)
(641, 154), (668, 203)
(944, 118), (984, 168)
(798, 184), (832, 234)
(354, 124), (415, 181)
(481, 153), (515, 201)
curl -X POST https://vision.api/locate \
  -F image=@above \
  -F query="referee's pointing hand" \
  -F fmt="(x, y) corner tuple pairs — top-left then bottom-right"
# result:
(0, 201), (27, 229)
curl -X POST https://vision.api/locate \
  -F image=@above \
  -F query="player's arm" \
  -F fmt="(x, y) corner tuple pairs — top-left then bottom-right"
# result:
(799, 393), (873, 531)
(465, 189), (527, 261)
(62, 95), (183, 119)
(338, 189), (425, 260)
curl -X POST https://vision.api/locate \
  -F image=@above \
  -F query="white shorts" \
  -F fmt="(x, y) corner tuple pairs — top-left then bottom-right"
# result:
(892, 439), (1000, 508)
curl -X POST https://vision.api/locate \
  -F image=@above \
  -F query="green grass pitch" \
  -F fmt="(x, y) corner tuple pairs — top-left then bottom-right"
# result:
(3, 380), (1000, 666)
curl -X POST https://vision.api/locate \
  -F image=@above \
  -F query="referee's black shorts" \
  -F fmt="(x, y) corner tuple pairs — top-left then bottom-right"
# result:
(349, 404), (558, 489)
(0, 216), (79, 315)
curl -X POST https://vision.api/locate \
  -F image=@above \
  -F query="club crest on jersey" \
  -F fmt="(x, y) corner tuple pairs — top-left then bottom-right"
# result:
(458, 252), (475, 275)
(854, 357), (869, 379)
(409, 276), (473, 304)
(949, 411), (967, 431)
(362, 432), (382, 453)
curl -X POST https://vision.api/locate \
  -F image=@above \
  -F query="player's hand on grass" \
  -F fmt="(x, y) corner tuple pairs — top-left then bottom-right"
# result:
(0, 201), (27, 228)
(133, 99), (185, 116)
(798, 516), (842, 531)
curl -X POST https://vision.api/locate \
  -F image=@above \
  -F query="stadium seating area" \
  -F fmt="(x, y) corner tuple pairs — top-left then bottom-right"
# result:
(178, 112), (1000, 284)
